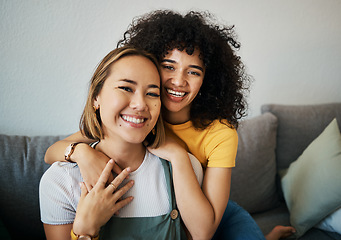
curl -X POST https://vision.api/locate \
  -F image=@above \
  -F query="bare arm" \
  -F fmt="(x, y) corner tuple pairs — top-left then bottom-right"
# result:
(171, 154), (230, 240)
(44, 131), (93, 164)
(44, 131), (119, 189)
(44, 223), (73, 240)
(148, 137), (230, 240)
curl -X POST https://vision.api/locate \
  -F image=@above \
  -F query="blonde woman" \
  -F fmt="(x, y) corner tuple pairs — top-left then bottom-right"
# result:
(39, 46), (203, 240)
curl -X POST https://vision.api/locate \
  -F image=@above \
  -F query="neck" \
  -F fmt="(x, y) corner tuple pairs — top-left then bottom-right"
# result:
(162, 107), (190, 125)
(96, 138), (146, 172)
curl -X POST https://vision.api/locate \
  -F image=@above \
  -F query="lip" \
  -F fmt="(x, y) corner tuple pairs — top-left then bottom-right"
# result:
(165, 88), (187, 102)
(121, 114), (147, 128)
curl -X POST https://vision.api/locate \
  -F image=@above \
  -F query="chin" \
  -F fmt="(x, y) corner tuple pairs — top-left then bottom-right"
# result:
(121, 134), (144, 144)
(163, 102), (183, 113)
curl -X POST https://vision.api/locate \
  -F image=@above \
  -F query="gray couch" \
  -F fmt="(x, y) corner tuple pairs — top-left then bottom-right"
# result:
(1, 103), (341, 240)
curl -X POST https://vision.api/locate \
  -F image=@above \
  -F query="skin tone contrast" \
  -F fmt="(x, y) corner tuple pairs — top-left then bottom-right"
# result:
(44, 49), (295, 240)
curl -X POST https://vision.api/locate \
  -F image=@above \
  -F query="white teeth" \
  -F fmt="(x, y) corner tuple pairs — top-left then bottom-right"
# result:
(122, 115), (145, 124)
(167, 89), (185, 97)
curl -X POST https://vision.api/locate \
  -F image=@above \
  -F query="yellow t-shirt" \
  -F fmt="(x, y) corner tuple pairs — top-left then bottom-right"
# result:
(164, 120), (238, 169)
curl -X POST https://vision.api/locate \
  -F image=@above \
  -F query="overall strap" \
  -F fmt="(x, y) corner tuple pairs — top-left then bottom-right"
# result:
(159, 158), (183, 224)
(159, 158), (177, 210)
(99, 157), (186, 240)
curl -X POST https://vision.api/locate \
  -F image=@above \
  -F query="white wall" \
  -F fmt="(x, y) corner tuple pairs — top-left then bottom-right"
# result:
(1, 0), (340, 136)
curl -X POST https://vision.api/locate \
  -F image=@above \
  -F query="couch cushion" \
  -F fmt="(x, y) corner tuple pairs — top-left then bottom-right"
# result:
(230, 112), (280, 213)
(261, 103), (341, 170)
(252, 203), (290, 235)
(0, 218), (10, 239)
(0, 134), (66, 239)
(298, 228), (341, 240)
(252, 203), (341, 240)
(280, 119), (341, 237)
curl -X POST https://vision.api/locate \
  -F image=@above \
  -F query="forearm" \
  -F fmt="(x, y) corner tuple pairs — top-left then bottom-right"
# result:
(172, 165), (215, 239)
(43, 223), (73, 240)
(171, 154), (228, 240)
(147, 137), (230, 239)
(44, 131), (93, 164)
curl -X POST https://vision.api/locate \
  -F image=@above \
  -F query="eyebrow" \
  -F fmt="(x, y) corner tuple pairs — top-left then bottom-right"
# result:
(119, 79), (160, 89)
(161, 59), (204, 73)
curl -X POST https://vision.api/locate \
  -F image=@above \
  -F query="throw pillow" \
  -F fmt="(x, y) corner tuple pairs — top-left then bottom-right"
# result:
(315, 207), (341, 234)
(281, 118), (341, 237)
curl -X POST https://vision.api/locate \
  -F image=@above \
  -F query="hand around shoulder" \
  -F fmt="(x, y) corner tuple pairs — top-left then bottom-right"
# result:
(147, 136), (188, 163)
(74, 143), (121, 190)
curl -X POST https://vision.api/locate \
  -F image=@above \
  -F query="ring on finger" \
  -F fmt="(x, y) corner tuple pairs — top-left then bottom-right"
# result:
(109, 182), (117, 192)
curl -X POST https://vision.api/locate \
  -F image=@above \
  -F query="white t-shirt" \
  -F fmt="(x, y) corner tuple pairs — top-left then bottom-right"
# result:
(39, 150), (203, 225)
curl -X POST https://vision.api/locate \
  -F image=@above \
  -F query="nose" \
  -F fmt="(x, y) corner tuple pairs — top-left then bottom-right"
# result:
(171, 71), (187, 87)
(129, 93), (148, 111)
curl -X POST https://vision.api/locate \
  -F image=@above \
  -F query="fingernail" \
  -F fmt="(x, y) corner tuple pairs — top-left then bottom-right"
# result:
(109, 159), (114, 163)
(126, 167), (131, 172)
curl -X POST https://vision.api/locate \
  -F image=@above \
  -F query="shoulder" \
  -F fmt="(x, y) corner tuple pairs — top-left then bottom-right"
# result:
(39, 162), (81, 224)
(144, 151), (163, 167)
(40, 162), (82, 199)
(41, 162), (80, 184)
(204, 120), (238, 168)
(39, 162), (81, 225)
(205, 120), (238, 142)
(140, 151), (165, 175)
(208, 119), (237, 132)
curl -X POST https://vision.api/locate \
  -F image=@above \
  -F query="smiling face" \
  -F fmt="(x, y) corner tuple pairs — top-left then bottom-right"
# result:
(160, 48), (205, 124)
(94, 55), (161, 144)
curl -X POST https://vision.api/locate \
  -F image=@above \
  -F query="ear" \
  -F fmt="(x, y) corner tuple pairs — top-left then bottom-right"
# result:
(93, 96), (100, 110)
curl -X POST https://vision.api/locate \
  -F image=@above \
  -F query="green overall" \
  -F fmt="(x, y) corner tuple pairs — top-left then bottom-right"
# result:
(99, 158), (187, 240)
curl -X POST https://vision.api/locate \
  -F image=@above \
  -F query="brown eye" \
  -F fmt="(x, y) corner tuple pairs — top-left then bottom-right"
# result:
(118, 86), (133, 92)
(147, 92), (160, 97)
(189, 71), (200, 76)
(162, 65), (174, 71)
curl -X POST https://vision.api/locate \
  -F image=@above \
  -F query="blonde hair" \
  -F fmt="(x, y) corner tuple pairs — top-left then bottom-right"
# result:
(80, 46), (165, 148)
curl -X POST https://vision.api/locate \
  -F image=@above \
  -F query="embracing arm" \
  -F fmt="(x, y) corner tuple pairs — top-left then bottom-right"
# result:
(44, 131), (93, 164)
(43, 224), (73, 240)
(172, 150), (231, 240)
(148, 137), (231, 240)
(44, 131), (117, 189)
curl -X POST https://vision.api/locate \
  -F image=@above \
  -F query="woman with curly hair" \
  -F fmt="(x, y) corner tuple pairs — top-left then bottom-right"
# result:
(44, 10), (295, 240)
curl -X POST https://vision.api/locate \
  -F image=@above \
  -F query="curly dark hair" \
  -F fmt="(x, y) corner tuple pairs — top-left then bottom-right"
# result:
(117, 10), (251, 129)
